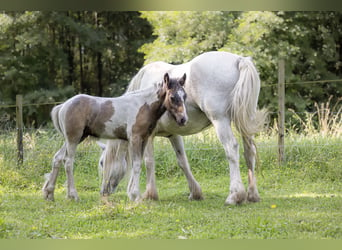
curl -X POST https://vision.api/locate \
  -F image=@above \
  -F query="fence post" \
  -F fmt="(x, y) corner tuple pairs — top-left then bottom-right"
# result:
(278, 60), (285, 165)
(16, 95), (23, 165)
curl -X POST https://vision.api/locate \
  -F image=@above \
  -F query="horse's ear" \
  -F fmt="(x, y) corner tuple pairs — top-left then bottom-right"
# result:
(179, 73), (186, 86)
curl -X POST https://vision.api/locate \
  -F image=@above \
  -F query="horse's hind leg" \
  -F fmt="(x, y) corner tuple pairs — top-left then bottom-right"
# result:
(169, 135), (203, 200)
(100, 140), (126, 197)
(127, 138), (145, 202)
(211, 118), (247, 205)
(243, 136), (260, 202)
(64, 142), (79, 201)
(42, 143), (66, 201)
(143, 137), (159, 200)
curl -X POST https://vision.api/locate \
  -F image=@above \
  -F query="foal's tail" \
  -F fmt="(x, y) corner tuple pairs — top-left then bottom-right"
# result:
(51, 104), (63, 135)
(229, 57), (267, 138)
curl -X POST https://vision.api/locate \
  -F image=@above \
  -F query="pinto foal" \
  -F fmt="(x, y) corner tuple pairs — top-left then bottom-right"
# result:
(42, 73), (187, 202)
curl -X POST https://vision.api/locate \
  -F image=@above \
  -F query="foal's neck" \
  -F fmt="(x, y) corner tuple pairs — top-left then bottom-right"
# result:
(148, 87), (167, 122)
(132, 87), (167, 138)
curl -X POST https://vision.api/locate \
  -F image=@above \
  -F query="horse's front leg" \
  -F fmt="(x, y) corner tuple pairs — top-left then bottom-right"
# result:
(143, 136), (159, 200)
(127, 138), (145, 202)
(169, 135), (203, 200)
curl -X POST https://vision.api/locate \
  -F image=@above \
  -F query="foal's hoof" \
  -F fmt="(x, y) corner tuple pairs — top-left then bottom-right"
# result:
(189, 192), (204, 201)
(42, 189), (55, 201)
(189, 184), (204, 201)
(42, 181), (54, 201)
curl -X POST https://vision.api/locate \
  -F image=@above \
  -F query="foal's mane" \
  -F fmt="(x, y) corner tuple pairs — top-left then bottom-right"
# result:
(124, 82), (162, 97)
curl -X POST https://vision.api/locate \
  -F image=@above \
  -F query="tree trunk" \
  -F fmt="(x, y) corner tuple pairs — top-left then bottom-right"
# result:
(78, 11), (85, 93)
(95, 12), (103, 96)
(66, 11), (75, 89)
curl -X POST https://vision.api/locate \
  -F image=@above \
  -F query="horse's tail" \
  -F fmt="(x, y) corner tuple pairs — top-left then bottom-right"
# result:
(51, 104), (63, 135)
(229, 57), (267, 139)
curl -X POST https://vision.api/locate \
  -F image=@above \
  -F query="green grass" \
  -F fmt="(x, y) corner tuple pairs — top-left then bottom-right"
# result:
(0, 128), (341, 239)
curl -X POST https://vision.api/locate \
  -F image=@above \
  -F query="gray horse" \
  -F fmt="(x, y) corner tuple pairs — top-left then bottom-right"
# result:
(99, 51), (266, 205)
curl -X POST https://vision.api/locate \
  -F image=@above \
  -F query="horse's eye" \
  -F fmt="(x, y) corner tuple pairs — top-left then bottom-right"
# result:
(170, 96), (176, 102)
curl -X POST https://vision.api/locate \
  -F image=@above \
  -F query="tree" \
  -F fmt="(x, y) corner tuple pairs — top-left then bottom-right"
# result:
(139, 11), (342, 118)
(0, 11), (152, 127)
(139, 11), (237, 64)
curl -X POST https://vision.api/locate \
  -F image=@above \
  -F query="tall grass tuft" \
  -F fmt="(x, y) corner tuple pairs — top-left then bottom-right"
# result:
(289, 96), (342, 137)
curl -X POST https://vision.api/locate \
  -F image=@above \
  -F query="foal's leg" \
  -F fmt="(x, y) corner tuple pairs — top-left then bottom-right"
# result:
(127, 139), (145, 202)
(243, 136), (260, 202)
(64, 142), (79, 201)
(143, 137), (159, 200)
(211, 118), (247, 205)
(169, 135), (203, 200)
(42, 143), (66, 201)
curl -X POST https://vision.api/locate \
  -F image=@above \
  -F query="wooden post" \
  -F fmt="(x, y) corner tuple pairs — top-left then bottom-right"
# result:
(16, 95), (23, 165)
(278, 60), (285, 165)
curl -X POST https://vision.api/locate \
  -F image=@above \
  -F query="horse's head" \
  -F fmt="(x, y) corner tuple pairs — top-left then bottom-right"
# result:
(162, 73), (188, 126)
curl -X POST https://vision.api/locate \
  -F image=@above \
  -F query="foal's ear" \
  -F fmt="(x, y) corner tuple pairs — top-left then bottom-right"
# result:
(179, 73), (186, 86)
(164, 73), (174, 90)
(164, 73), (170, 86)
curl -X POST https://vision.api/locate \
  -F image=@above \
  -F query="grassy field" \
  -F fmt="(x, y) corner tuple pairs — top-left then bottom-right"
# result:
(0, 126), (341, 239)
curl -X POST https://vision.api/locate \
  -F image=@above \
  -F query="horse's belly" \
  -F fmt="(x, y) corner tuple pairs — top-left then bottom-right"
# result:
(156, 107), (211, 137)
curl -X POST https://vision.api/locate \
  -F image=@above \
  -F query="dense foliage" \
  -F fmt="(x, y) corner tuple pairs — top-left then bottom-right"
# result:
(0, 11), (341, 127)
(0, 11), (152, 126)
(140, 11), (342, 115)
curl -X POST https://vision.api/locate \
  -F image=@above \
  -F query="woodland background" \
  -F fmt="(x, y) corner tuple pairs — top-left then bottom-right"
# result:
(0, 11), (341, 127)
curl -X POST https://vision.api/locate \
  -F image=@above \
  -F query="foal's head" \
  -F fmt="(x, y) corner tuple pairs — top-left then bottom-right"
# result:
(162, 73), (188, 126)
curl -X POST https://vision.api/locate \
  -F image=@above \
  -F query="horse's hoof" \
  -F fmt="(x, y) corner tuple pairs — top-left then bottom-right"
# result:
(128, 191), (142, 202)
(224, 190), (247, 206)
(143, 189), (159, 201)
(143, 192), (159, 201)
(247, 187), (261, 203)
(67, 192), (80, 201)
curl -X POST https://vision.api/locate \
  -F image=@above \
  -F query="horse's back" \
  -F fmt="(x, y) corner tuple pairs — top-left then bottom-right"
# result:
(127, 61), (174, 92)
(184, 52), (242, 113)
(189, 51), (241, 88)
